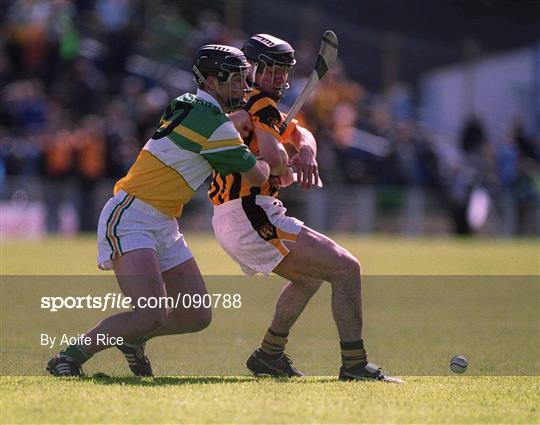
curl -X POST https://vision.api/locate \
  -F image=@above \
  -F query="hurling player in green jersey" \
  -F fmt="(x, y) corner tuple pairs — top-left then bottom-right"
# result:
(46, 45), (277, 377)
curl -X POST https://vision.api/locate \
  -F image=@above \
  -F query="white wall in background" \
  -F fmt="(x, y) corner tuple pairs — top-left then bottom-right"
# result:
(420, 45), (538, 144)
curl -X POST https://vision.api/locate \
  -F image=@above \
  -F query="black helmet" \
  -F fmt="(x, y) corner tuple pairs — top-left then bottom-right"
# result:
(242, 34), (296, 71)
(242, 34), (296, 100)
(193, 44), (251, 87)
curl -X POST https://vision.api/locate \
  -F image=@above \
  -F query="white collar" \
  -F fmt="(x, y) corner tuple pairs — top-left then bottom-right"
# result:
(196, 89), (223, 112)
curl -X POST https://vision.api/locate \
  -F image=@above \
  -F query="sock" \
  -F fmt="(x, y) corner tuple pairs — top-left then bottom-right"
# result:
(340, 340), (367, 369)
(260, 328), (289, 359)
(61, 344), (92, 364)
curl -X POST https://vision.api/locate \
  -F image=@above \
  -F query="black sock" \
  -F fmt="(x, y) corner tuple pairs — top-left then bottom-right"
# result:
(260, 328), (289, 359)
(340, 339), (367, 369)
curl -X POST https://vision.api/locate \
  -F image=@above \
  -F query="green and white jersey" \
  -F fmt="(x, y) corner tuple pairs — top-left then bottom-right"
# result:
(114, 89), (256, 217)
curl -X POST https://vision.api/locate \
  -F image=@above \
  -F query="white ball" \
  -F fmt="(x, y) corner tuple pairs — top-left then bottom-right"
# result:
(450, 355), (468, 373)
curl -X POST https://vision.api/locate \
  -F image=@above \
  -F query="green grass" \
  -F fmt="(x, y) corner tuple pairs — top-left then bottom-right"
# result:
(1, 376), (538, 424)
(2, 233), (539, 275)
(1, 235), (539, 424)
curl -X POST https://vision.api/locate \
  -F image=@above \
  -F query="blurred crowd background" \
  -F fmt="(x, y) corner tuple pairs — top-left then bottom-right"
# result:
(1, 0), (539, 237)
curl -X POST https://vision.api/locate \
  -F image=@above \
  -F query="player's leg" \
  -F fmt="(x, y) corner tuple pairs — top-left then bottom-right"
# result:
(247, 225), (364, 377)
(212, 197), (328, 377)
(148, 257), (212, 336)
(91, 248), (169, 350)
(47, 248), (169, 376)
(246, 273), (322, 377)
(214, 196), (401, 381)
(115, 257), (211, 377)
(275, 225), (363, 342)
(275, 226), (403, 382)
(116, 222), (211, 375)
(268, 276), (322, 334)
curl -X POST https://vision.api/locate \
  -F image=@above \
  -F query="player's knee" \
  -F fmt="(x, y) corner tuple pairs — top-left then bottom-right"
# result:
(345, 254), (361, 278)
(333, 251), (361, 282)
(191, 307), (212, 332)
(141, 307), (168, 333)
(293, 278), (323, 295)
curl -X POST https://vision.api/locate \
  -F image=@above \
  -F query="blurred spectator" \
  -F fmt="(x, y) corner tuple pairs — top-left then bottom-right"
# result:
(103, 100), (138, 178)
(5, 0), (51, 77)
(136, 86), (169, 140)
(94, 0), (137, 79)
(304, 61), (365, 136)
(42, 124), (74, 233)
(0, 130), (41, 176)
(460, 115), (486, 155)
(450, 115), (501, 234)
(511, 116), (539, 162)
(144, 1), (192, 62)
(384, 82), (413, 122)
(3, 79), (47, 131)
(497, 118), (540, 234)
(186, 9), (228, 53)
(392, 120), (440, 187)
(302, 61), (366, 183)
(51, 57), (107, 119)
(74, 114), (105, 231)
(95, 0), (134, 34)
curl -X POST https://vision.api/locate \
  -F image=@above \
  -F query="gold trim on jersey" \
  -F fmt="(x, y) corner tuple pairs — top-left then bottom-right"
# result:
(114, 150), (192, 217)
(173, 124), (207, 146)
(173, 125), (243, 152)
(199, 138), (243, 153)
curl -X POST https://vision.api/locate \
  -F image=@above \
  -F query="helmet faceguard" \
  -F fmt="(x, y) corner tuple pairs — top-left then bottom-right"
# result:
(193, 45), (253, 112)
(242, 34), (296, 101)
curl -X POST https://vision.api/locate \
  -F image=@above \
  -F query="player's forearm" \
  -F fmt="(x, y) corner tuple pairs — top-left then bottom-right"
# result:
(241, 159), (271, 186)
(228, 110), (252, 138)
(269, 149), (289, 176)
(255, 127), (289, 175)
(293, 125), (317, 156)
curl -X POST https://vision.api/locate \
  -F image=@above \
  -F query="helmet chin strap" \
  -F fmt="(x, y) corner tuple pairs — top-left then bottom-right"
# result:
(228, 96), (247, 111)
(257, 64), (289, 101)
(214, 90), (229, 112)
(211, 82), (246, 113)
(227, 80), (248, 111)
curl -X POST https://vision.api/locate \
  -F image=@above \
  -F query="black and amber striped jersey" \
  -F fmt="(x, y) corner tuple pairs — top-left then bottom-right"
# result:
(208, 89), (298, 205)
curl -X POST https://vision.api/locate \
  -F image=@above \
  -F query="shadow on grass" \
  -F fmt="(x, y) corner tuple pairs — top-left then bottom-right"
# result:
(75, 374), (338, 386)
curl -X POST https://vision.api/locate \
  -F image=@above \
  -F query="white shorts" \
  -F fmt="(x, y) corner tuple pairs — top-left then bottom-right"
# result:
(212, 195), (304, 275)
(97, 190), (193, 271)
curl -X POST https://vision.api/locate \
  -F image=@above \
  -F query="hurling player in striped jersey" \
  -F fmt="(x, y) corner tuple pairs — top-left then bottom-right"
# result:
(213, 34), (402, 383)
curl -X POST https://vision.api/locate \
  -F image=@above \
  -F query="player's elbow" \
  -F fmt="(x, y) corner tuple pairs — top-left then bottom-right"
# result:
(257, 130), (289, 171)
(265, 147), (287, 168)
(242, 160), (270, 186)
(265, 147), (289, 176)
(244, 172), (268, 186)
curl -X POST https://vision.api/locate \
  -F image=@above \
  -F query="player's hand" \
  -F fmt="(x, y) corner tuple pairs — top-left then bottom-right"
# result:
(228, 109), (252, 139)
(278, 167), (295, 188)
(269, 167), (294, 188)
(290, 145), (319, 190)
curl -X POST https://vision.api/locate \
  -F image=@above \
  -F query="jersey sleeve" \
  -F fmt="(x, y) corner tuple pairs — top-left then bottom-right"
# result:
(249, 97), (299, 144)
(250, 97), (283, 140)
(200, 120), (257, 175)
(203, 146), (256, 175)
(281, 116), (299, 148)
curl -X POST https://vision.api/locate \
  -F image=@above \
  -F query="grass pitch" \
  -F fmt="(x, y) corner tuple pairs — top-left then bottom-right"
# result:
(1, 235), (539, 424)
